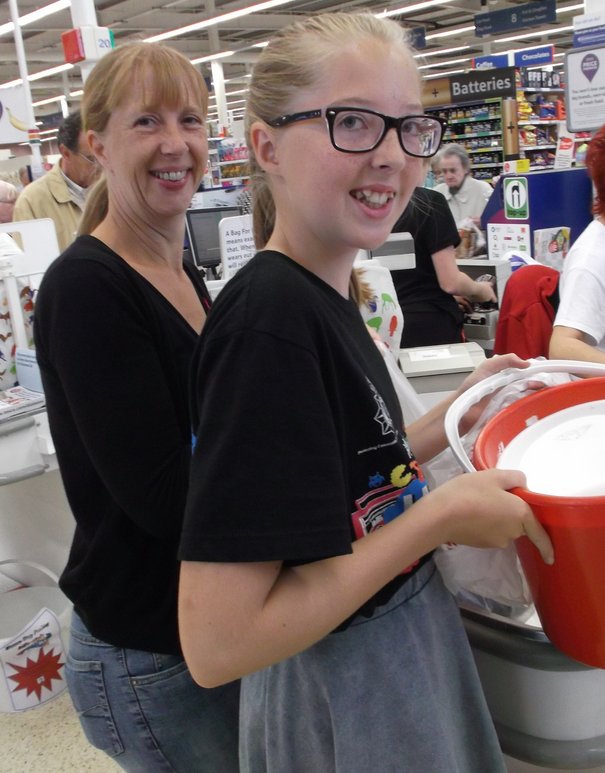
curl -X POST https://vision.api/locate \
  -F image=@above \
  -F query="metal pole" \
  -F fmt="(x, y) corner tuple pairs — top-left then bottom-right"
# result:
(7, 0), (44, 178)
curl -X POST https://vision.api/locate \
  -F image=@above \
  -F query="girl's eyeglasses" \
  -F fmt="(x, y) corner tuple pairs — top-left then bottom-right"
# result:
(267, 107), (446, 158)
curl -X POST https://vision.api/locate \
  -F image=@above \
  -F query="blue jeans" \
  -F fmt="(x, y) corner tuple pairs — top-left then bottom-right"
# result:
(66, 612), (240, 772)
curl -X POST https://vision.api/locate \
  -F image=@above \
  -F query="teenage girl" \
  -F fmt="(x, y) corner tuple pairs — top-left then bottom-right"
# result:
(178, 13), (553, 772)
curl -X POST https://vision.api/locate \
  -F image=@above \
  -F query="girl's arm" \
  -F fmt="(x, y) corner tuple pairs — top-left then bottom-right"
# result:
(406, 352), (527, 463)
(179, 466), (552, 688)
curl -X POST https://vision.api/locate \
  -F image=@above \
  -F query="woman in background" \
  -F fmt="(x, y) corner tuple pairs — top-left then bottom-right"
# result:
(392, 185), (496, 348)
(34, 43), (239, 772)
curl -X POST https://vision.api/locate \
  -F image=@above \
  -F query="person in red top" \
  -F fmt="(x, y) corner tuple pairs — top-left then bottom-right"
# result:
(494, 264), (559, 358)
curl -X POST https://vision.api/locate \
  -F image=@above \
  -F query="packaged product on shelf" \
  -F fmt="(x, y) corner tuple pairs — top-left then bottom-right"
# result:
(533, 227), (570, 272)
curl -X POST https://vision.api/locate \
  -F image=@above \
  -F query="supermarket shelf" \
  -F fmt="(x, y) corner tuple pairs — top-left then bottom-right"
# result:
(518, 118), (561, 125)
(445, 131), (501, 140)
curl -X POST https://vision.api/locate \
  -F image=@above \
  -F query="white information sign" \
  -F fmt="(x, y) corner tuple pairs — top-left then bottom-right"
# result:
(219, 214), (255, 279)
(0, 85), (31, 144)
(565, 45), (605, 131)
(487, 222), (532, 260)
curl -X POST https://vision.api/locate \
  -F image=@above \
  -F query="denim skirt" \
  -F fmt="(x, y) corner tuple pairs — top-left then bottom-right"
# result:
(239, 559), (505, 773)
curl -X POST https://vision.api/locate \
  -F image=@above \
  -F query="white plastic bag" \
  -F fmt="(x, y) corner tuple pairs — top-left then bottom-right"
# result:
(434, 367), (576, 611)
(434, 542), (532, 607)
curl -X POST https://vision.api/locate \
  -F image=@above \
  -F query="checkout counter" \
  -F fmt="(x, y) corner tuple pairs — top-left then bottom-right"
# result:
(399, 340), (485, 408)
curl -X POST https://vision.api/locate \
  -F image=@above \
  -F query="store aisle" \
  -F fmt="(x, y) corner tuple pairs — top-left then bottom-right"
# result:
(0, 690), (120, 773)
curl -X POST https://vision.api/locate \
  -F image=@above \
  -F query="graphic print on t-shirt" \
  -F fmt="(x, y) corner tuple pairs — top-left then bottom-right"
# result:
(351, 377), (428, 575)
(357, 377), (399, 454)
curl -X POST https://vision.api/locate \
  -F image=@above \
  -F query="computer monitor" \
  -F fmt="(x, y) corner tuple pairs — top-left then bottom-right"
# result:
(185, 206), (241, 270)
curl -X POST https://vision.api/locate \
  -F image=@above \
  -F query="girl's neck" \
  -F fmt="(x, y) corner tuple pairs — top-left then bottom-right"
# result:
(266, 234), (356, 299)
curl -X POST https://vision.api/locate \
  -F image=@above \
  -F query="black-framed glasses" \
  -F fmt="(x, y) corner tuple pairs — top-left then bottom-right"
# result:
(267, 107), (446, 158)
(78, 152), (97, 165)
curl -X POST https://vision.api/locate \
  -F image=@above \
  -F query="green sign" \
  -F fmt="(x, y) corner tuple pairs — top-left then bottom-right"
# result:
(503, 177), (529, 220)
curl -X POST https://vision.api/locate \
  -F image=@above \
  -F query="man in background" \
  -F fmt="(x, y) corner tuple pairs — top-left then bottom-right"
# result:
(434, 143), (493, 229)
(0, 180), (18, 224)
(13, 111), (99, 252)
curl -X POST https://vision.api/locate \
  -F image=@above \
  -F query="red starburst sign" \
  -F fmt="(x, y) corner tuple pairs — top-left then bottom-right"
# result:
(1, 607), (66, 711)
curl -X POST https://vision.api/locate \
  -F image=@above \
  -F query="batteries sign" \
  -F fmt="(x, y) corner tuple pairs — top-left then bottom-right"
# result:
(503, 178), (529, 220)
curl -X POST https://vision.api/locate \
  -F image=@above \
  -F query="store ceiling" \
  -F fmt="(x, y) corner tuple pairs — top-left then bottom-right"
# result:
(0, 0), (582, 116)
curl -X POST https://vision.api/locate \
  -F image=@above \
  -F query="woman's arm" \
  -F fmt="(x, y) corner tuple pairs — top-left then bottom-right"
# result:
(179, 465), (552, 688)
(432, 246), (496, 303)
(549, 325), (605, 364)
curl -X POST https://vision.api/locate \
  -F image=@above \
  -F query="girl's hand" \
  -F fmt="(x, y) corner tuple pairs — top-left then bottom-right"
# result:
(458, 353), (528, 394)
(454, 354), (529, 435)
(430, 467), (554, 565)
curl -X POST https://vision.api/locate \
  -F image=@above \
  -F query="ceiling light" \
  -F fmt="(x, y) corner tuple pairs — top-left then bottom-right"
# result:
(418, 57), (471, 70)
(1, 62), (73, 88)
(416, 45), (470, 58)
(426, 25), (475, 40)
(0, 0), (70, 39)
(146, 0), (298, 44)
(494, 24), (573, 45)
(379, 0), (456, 18)
(191, 51), (235, 65)
(423, 68), (466, 80)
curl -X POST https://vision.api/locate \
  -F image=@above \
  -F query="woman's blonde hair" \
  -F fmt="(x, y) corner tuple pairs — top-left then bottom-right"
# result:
(78, 42), (208, 235)
(245, 12), (417, 249)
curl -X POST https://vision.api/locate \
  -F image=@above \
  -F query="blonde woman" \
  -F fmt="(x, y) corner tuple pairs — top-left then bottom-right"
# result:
(34, 43), (239, 772)
(179, 13), (553, 772)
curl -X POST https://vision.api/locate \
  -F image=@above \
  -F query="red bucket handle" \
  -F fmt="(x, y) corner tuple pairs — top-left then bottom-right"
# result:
(444, 359), (605, 474)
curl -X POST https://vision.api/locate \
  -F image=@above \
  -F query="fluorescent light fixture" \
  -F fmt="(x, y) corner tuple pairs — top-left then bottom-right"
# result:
(379, 0), (456, 18)
(29, 63), (73, 82)
(423, 68), (466, 80)
(0, 0), (70, 39)
(426, 25), (474, 41)
(146, 0), (298, 43)
(558, 3), (584, 12)
(191, 51), (235, 65)
(418, 57), (471, 70)
(20, 0), (70, 25)
(415, 45), (470, 58)
(33, 96), (63, 106)
(2, 62), (73, 88)
(493, 24), (573, 45)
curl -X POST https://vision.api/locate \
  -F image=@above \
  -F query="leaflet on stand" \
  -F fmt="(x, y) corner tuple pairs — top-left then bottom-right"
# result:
(0, 386), (45, 422)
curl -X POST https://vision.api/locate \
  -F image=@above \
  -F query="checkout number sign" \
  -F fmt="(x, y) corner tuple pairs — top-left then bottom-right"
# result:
(503, 177), (529, 220)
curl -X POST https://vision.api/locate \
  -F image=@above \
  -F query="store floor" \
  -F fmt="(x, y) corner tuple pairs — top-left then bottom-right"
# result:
(0, 690), (119, 772)
(0, 691), (603, 773)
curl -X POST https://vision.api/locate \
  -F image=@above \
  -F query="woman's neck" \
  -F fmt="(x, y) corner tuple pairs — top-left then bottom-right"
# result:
(92, 209), (185, 271)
